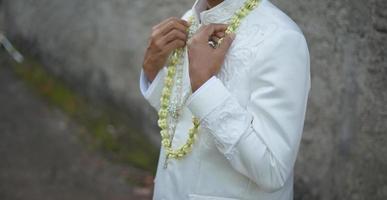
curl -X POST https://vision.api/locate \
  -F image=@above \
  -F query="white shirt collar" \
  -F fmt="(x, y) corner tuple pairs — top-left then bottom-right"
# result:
(192, 0), (247, 25)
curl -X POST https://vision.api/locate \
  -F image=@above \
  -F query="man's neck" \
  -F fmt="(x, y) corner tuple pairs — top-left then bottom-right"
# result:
(206, 0), (224, 9)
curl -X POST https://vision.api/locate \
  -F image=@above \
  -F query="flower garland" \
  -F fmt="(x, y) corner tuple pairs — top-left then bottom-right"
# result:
(158, 0), (261, 163)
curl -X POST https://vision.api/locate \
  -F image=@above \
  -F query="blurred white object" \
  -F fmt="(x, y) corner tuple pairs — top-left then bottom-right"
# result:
(0, 32), (24, 63)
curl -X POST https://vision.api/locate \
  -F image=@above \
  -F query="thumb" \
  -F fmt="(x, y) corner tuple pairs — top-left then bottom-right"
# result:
(217, 33), (235, 53)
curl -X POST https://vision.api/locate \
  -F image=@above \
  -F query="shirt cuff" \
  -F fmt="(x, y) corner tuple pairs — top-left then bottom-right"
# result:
(187, 76), (231, 120)
(139, 69), (151, 95)
(139, 68), (167, 100)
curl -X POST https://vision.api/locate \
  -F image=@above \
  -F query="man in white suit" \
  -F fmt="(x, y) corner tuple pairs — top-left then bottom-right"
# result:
(139, 0), (310, 199)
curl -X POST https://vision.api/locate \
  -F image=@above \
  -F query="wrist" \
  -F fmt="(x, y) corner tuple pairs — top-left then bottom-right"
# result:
(189, 65), (213, 92)
(143, 64), (159, 83)
(191, 82), (200, 93)
(190, 76), (210, 92)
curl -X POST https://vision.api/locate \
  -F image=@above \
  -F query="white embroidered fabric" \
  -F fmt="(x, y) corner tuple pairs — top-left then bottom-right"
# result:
(200, 96), (253, 156)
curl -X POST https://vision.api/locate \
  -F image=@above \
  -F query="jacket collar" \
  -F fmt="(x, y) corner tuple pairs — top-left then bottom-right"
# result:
(192, 0), (247, 25)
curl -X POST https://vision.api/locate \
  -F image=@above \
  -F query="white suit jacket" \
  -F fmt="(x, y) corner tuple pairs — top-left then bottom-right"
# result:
(139, 0), (311, 199)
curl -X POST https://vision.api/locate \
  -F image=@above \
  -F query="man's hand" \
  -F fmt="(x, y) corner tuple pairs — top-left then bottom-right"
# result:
(143, 17), (190, 82)
(188, 24), (235, 92)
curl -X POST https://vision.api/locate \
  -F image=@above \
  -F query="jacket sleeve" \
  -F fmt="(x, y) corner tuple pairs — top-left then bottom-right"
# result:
(139, 10), (193, 111)
(139, 67), (167, 111)
(186, 29), (311, 192)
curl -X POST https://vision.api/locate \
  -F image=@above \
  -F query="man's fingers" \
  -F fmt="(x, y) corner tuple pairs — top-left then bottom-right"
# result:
(215, 31), (225, 38)
(210, 36), (221, 43)
(197, 24), (228, 41)
(161, 20), (189, 35)
(153, 17), (189, 31)
(153, 20), (188, 39)
(162, 39), (186, 54)
(217, 33), (235, 53)
(153, 28), (187, 52)
(160, 29), (188, 46)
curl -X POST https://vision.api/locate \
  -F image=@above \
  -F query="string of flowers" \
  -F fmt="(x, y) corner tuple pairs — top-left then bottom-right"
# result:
(158, 0), (262, 162)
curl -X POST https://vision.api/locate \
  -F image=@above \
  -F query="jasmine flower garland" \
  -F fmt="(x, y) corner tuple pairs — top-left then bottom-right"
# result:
(158, 0), (261, 164)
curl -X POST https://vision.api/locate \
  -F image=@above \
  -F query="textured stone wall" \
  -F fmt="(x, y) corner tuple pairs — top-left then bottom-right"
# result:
(2, 0), (193, 143)
(0, 0), (4, 31)
(270, 0), (387, 199)
(3, 0), (387, 199)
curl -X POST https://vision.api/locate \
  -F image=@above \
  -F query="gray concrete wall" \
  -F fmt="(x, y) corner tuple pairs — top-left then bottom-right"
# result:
(270, 0), (387, 199)
(0, 0), (4, 31)
(3, 0), (387, 199)
(2, 0), (193, 144)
